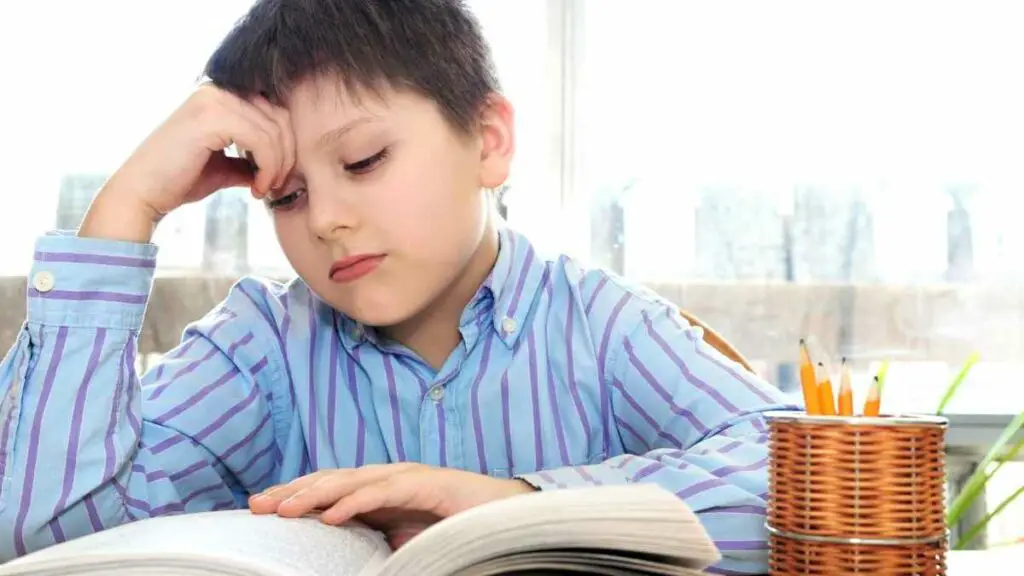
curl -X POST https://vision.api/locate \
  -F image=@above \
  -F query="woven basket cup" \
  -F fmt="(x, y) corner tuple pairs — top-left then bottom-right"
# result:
(764, 411), (948, 575)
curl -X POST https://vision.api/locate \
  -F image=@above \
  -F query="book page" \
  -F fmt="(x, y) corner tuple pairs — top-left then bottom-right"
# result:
(0, 511), (391, 576)
(379, 484), (720, 576)
(460, 550), (709, 576)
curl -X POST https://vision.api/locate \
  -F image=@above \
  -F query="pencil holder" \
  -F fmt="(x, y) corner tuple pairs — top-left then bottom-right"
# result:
(764, 411), (949, 575)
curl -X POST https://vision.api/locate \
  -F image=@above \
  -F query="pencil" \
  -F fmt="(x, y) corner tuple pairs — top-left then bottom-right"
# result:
(798, 339), (820, 415)
(838, 358), (853, 416)
(863, 360), (889, 416)
(816, 361), (837, 416)
(864, 376), (881, 416)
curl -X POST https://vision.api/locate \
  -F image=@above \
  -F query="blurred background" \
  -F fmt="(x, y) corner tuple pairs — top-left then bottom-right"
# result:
(0, 0), (1021, 550)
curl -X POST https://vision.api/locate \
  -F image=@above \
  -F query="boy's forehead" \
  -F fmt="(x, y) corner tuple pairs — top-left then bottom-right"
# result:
(283, 75), (412, 155)
(285, 74), (392, 122)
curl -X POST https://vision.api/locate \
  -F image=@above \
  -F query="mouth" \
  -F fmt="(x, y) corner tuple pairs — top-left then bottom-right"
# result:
(329, 254), (386, 284)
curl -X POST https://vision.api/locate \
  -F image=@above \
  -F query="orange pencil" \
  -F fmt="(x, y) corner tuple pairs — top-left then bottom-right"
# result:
(863, 360), (889, 416)
(838, 358), (853, 416)
(798, 339), (820, 415)
(863, 377), (881, 416)
(815, 361), (837, 416)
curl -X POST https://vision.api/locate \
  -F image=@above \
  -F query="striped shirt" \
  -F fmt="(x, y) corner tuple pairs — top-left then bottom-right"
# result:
(0, 227), (795, 574)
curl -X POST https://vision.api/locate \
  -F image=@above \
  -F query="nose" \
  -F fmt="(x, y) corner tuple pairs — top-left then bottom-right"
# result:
(306, 185), (359, 241)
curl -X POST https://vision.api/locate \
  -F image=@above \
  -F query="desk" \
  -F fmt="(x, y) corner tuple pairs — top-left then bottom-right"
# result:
(948, 547), (1024, 574)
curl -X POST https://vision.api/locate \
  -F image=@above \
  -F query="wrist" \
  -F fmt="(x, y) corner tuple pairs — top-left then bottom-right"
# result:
(78, 184), (161, 244)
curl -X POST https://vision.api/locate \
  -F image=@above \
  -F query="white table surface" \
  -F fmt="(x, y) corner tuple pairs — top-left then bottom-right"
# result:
(948, 547), (1023, 574)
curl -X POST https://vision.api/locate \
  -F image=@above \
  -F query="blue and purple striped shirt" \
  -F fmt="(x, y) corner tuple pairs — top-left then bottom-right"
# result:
(0, 227), (794, 574)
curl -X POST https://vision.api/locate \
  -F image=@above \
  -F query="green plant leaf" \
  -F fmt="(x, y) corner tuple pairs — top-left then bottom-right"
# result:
(955, 484), (1024, 549)
(937, 352), (980, 415)
(949, 434), (1024, 532)
(999, 434), (1024, 463)
(947, 411), (1024, 526)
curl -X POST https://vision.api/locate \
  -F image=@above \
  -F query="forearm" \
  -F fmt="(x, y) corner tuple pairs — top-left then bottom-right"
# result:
(518, 415), (772, 574)
(0, 235), (279, 560)
(546, 296), (798, 574)
(78, 182), (160, 244)
(0, 234), (158, 558)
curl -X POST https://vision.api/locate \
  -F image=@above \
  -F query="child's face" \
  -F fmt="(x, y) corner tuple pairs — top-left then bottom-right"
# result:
(270, 75), (513, 327)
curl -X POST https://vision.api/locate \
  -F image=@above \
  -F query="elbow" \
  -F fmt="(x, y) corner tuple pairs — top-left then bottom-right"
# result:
(710, 550), (770, 576)
(707, 513), (771, 574)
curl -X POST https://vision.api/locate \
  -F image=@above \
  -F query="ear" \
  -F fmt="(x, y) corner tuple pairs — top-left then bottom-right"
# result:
(476, 93), (515, 189)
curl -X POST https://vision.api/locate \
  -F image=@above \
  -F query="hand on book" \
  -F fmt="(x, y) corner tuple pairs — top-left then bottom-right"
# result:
(248, 463), (536, 549)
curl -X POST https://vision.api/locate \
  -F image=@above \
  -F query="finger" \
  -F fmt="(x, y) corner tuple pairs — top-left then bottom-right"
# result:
(273, 475), (353, 518)
(249, 96), (295, 191)
(238, 97), (288, 193)
(319, 473), (437, 526)
(248, 472), (329, 513)
(276, 465), (420, 518)
(240, 150), (263, 200)
(221, 127), (276, 198)
(216, 97), (282, 197)
(254, 473), (324, 501)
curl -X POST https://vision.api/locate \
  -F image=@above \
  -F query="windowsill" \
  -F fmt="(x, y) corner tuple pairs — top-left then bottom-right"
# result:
(2, 275), (1022, 363)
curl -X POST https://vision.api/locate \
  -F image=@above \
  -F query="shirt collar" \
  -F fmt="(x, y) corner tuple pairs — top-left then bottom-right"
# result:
(336, 226), (547, 352)
(475, 226), (547, 348)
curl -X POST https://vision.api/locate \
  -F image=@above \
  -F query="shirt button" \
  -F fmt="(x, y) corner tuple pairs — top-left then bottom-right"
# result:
(429, 386), (445, 402)
(32, 271), (55, 293)
(351, 325), (364, 340)
(501, 316), (517, 335)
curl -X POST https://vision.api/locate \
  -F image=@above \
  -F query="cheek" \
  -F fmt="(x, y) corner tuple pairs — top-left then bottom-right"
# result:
(373, 157), (484, 261)
(271, 214), (319, 271)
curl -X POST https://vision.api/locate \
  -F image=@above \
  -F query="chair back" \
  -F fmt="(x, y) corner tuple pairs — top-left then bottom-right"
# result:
(679, 310), (756, 374)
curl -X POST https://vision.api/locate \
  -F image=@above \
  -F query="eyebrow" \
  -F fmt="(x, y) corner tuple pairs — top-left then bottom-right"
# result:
(317, 116), (380, 150)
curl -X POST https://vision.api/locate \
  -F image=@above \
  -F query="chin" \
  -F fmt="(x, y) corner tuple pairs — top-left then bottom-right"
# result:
(319, 288), (418, 328)
(345, 305), (413, 328)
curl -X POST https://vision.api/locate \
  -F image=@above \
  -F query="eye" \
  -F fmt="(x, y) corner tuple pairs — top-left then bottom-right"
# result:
(266, 187), (307, 211)
(344, 147), (390, 175)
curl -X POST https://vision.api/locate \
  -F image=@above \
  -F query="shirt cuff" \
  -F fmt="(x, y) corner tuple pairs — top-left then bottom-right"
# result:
(27, 231), (159, 331)
(516, 463), (632, 490)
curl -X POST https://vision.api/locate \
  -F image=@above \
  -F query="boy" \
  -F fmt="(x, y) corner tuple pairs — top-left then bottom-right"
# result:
(0, 1), (794, 573)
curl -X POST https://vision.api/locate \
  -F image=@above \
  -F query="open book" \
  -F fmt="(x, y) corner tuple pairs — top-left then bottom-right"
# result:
(0, 484), (721, 576)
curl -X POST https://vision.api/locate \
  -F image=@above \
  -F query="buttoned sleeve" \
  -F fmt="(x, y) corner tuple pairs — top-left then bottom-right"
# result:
(0, 233), (283, 561)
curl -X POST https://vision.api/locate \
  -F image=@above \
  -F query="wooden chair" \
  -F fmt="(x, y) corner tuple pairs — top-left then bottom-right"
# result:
(679, 310), (756, 374)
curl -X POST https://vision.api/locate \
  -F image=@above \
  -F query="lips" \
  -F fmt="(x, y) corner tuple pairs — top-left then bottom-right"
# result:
(329, 254), (385, 283)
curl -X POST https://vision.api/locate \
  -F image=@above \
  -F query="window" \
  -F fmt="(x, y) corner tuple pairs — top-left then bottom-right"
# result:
(571, 0), (1024, 546)
(572, 0), (1024, 406)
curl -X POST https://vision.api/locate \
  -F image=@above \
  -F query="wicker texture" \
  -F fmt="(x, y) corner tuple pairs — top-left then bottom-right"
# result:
(766, 413), (948, 575)
(769, 534), (947, 575)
